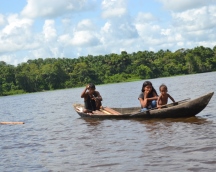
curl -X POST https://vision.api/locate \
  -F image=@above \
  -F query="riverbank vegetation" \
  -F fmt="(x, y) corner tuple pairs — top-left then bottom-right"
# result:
(1, 45), (216, 96)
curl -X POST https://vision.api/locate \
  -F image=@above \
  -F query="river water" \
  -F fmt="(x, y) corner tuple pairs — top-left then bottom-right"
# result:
(0, 72), (216, 172)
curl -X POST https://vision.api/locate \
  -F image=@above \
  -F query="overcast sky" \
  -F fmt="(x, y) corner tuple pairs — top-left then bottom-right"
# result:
(0, 0), (216, 65)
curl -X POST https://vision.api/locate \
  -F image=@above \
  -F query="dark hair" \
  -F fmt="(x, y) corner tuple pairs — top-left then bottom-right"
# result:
(159, 84), (167, 91)
(141, 81), (158, 95)
(88, 83), (96, 89)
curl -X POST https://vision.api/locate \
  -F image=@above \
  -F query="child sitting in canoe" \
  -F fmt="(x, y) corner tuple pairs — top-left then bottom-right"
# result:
(81, 83), (102, 113)
(138, 81), (158, 112)
(157, 84), (175, 108)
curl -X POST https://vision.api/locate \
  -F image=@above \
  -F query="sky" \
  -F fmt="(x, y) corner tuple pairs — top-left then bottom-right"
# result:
(0, 0), (216, 66)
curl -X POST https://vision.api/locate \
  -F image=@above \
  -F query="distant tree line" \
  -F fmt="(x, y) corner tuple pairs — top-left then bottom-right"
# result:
(0, 45), (216, 96)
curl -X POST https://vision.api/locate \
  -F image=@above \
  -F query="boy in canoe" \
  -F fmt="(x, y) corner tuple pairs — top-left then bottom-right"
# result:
(81, 83), (102, 113)
(157, 84), (175, 108)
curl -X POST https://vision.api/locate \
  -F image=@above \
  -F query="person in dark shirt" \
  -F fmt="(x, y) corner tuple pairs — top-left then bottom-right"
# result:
(81, 83), (102, 113)
(138, 81), (158, 112)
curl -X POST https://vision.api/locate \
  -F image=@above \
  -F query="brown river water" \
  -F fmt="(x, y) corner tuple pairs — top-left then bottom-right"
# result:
(0, 72), (216, 172)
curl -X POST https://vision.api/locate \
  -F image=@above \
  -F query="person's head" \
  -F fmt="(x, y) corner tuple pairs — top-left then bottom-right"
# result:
(159, 84), (168, 95)
(141, 81), (157, 95)
(88, 83), (96, 94)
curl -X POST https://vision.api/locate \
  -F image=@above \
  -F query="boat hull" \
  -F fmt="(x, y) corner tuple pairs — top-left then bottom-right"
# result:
(73, 92), (214, 119)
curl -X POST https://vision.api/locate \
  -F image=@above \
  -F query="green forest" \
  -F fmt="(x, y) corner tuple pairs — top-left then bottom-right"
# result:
(1, 45), (216, 96)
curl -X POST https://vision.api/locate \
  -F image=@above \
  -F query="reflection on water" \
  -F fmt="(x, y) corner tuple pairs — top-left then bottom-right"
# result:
(80, 118), (103, 126)
(134, 116), (210, 125)
(80, 116), (210, 129)
(0, 72), (216, 171)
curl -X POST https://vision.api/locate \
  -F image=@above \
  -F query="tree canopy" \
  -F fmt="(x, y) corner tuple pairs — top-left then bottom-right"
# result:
(1, 45), (216, 96)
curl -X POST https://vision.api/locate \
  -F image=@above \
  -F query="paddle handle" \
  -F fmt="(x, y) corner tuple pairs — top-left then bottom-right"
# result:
(155, 98), (191, 109)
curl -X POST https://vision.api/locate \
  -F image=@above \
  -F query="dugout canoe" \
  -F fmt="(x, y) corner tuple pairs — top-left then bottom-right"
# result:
(73, 92), (214, 119)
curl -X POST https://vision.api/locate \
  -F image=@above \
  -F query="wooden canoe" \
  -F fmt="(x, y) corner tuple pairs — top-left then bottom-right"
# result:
(73, 92), (214, 119)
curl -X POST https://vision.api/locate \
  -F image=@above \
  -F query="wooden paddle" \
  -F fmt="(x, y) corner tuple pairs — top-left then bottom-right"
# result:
(130, 98), (191, 116)
(76, 106), (110, 115)
(150, 98), (191, 110)
(0, 122), (24, 125)
(102, 107), (121, 115)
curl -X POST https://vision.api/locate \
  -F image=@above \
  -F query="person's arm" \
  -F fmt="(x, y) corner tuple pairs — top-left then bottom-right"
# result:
(139, 91), (157, 108)
(146, 91), (158, 101)
(157, 95), (162, 107)
(138, 92), (147, 108)
(168, 94), (175, 103)
(139, 98), (148, 108)
(93, 91), (102, 101)
(81, 85), (89, 98)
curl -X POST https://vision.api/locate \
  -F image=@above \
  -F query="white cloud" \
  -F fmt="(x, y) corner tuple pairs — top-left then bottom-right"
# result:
(21, 0), (89, 18)
(102, 8), (126, 18)
(0, 14), (5, 26)
(135, 22), (161, 40)
(58, 34), (71, 45)
(0, 54), (11, 62)
(172, 6), (216, 31)
(101, 0), (127, 18)
(60, 19), (100, 47)
(131, 2), (216, 52)
(77, 19), (96, 31)
(101, 21), (138, 41)
(134, 12), (161, 41)
(0, 14), (35, 54)
(71, 30), (99, 46)
(170, 6), (216, 45)
(101, 22), (111, 34)
(161, 28), (171, 36)
(43, 20), (57, 42)
(136, 12), (158, 23)
(158, 0), (215, 12)
(2, 14), (33, 35)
